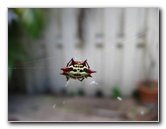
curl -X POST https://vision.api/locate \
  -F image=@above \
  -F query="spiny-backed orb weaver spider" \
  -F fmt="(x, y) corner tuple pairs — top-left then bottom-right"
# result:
(60, 58), (96, 81)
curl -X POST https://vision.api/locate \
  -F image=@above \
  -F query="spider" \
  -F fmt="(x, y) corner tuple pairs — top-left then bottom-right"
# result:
(60, 58), (96, 81)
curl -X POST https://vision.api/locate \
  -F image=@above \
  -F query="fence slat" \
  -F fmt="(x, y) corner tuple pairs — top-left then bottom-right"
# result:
(121, 8), (140, 95)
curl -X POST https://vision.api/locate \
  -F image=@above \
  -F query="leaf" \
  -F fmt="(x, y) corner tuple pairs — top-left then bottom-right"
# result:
(13, 8), (45, 38)
(112, 86), (121, 98)
(8, 8), (45, 80)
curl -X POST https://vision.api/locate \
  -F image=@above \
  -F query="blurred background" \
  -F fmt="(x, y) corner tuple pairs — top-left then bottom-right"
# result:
(8, 8), (159, 121)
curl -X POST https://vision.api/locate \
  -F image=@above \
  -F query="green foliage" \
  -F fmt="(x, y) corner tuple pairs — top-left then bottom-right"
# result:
(68, 91), (76, 97)
(13, 8), (45, 38)
(77, 88), (85, 96)
(8, 8), (45, 80)
(112, 86), (121, 98)
(143, 80), (156, 88)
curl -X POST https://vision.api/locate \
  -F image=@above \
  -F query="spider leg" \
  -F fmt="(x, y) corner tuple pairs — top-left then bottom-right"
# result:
(78, 78), (84, 81)
(66, 58), (73, 67)
(85, 62), (90, 68)
(66, 77), (70, 81)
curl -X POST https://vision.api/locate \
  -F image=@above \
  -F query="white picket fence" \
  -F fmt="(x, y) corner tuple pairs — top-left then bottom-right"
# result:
(24, 8), (159, 96)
